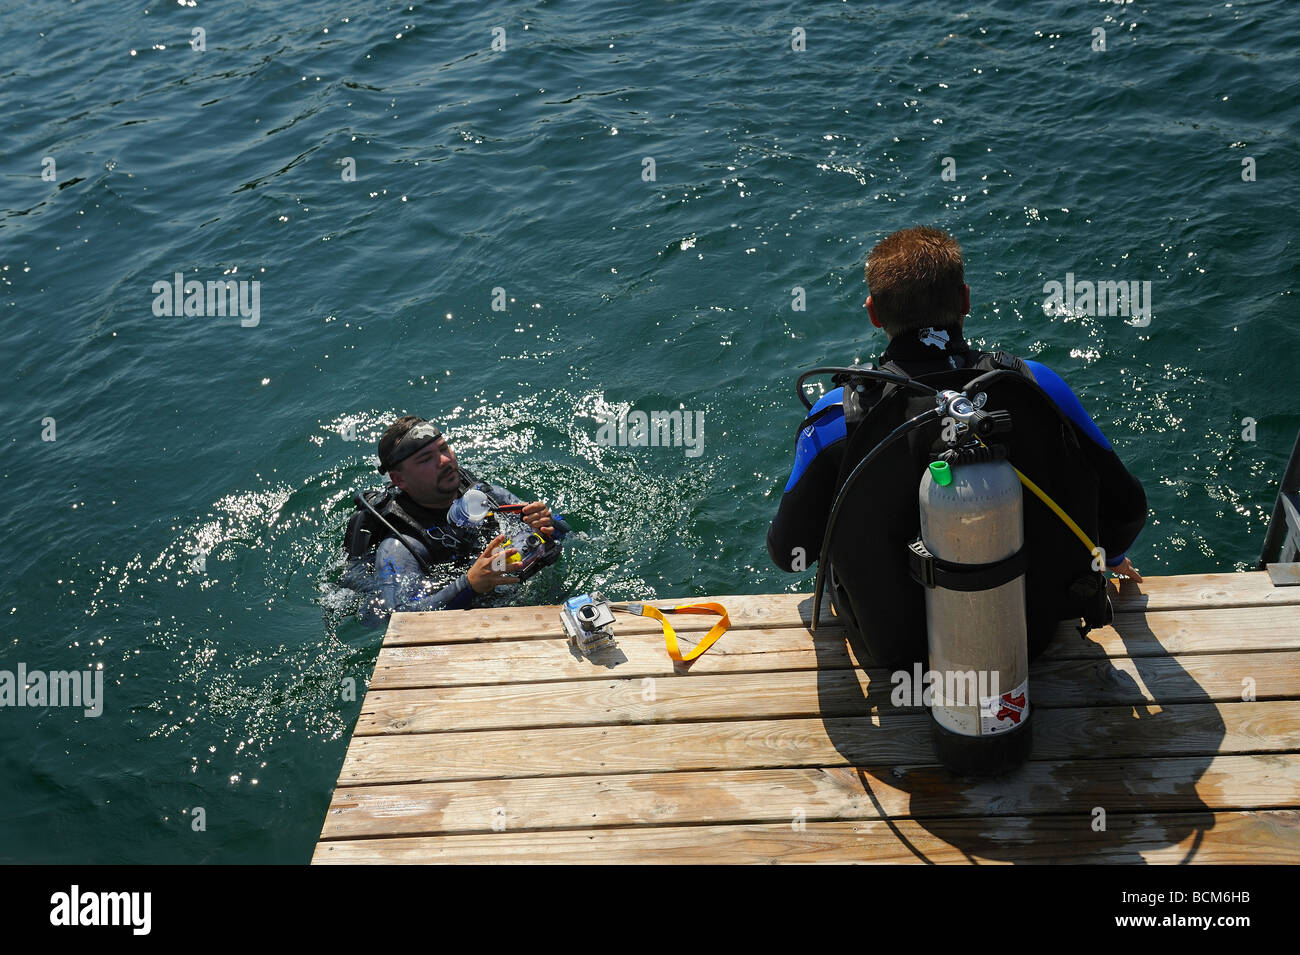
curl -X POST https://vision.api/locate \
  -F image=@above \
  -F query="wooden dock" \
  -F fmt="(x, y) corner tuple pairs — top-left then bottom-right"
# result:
(314, 572), (1300, 863)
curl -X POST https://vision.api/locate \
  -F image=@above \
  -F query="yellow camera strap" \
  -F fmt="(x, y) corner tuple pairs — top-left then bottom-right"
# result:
(622, 601), (731, 663)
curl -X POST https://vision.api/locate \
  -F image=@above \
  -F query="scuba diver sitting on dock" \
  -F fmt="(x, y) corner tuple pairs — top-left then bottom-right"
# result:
(340, 415), (567, 628)
(768, 226), (1148, 670)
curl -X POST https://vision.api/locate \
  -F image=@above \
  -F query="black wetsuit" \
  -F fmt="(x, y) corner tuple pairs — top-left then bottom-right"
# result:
(344, 481), (567, 629)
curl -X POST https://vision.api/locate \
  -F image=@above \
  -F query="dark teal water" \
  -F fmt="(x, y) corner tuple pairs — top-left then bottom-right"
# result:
(1, 0), (1297, 862)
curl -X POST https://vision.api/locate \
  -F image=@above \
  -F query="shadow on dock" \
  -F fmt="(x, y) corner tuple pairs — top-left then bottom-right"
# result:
(806, 585), (1225, 863)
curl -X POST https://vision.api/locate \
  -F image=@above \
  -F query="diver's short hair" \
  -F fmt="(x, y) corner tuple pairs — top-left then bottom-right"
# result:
(377, 415), (426, 474)
(865, 226), (967, 336)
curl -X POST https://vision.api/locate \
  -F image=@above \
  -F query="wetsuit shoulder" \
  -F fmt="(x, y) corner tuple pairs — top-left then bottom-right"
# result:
(1022, 359), (1146, 566)
(768, 387), (847, 571)
(784, 386), (846, 493)
(1022, 359), (1111, 450)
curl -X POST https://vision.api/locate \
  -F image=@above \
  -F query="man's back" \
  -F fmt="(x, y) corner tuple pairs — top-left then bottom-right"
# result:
(769, 324), (1147, 668)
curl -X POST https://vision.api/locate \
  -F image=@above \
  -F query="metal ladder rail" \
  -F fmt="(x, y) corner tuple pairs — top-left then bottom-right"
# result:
(1258, 427), (1300, 568)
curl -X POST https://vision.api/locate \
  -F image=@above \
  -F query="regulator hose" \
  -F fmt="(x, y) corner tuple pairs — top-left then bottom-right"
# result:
(796, 366), (939, 410)
(810, 406), (944, 631)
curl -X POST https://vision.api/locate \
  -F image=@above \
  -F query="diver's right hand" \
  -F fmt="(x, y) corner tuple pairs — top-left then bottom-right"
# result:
(467, 533), (521, 593)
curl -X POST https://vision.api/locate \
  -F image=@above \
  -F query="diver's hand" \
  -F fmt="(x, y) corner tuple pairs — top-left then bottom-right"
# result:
(468, 534), (520, 593)
(520, 501), (554, 536)
(1111, 557), (1143, 582)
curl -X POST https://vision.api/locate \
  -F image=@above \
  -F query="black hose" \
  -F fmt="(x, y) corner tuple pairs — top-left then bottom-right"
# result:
(353, 490), (436, 576)
(810, 406), (943, 631)
(957, 367), (1020, 398)
(796, 366), (940, 410)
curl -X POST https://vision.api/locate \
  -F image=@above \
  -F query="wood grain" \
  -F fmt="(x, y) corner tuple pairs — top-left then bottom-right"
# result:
(356, 650), (1298, 735)
(316, 572), (1300, 863)
(336, 700), (1295, 786)
(380, 573), (1299, 647)
(314, 810), (1300, 864)
(370, 605), (1300, 689)
(319, 753), (1300, 840)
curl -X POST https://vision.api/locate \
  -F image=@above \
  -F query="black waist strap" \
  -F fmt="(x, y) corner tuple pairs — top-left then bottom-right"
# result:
(907, 537), (1026, 591)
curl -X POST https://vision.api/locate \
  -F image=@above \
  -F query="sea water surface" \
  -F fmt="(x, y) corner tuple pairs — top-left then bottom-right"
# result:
(1, 0), (1297, 862)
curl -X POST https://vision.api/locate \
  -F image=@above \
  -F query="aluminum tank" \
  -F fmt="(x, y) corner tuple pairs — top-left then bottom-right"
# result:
(918, 457), (1032, 775)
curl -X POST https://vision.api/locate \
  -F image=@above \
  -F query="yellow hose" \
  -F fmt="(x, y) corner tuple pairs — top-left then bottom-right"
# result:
(973, 437), (1099, 556)
(1010, 463), (1097, 554)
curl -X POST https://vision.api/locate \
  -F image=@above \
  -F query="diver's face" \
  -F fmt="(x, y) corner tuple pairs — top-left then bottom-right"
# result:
(392, 437), (460, 506)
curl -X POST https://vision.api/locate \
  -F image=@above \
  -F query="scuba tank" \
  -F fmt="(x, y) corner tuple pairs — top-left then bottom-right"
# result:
(908, 395), (1032, 775)
(800, 364), (1121, 776)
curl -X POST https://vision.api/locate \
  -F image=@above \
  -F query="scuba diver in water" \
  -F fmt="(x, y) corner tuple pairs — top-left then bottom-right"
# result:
(340, 415), (567, 628)
(768, 226), (1148, 669)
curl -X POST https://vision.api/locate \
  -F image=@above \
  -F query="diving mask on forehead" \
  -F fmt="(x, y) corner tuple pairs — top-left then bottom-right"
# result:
(377, 419), (444, 474)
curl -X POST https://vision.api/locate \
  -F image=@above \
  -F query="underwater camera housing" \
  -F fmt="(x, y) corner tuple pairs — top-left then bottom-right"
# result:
(560, 592), (617, 655)
(494, 516), (561, 583)
(449, 488), (562, 583)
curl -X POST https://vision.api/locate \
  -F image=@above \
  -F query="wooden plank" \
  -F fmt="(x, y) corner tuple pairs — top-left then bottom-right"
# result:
(357, 650), (1300, 735)
(1040, 606), (1300, 660)
(1108, 571), (1300, 613)
(358, 669), (867, 736)
(370, 626), (848, 689)
(336, 700), (1300, 786)
(370, 605), (1300, 689)
(385, 592), (831, 646)
(1029, 650), (1293, 705)
(319, 753), (1300, 840)
(313, 809), (1300, 864)
(380, 573), (1299, 646)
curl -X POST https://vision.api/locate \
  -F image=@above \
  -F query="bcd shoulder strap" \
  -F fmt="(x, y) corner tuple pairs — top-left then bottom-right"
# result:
(800, 349), (1032, 446)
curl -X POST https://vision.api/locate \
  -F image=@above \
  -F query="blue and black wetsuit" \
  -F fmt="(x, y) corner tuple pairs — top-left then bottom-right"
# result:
(768, 326), (1148, 575)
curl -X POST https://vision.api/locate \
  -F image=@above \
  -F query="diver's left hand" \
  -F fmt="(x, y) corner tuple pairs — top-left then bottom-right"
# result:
(520, 501), (554, 536)
(1110, 557), (1143, 582)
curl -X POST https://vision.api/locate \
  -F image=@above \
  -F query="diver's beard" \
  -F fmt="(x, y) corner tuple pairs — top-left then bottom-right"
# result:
(420, 471), (460, 507)
(412, 487), (457, 509)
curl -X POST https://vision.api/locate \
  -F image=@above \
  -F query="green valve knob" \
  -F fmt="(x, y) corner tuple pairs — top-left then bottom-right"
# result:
(929, 461), (952, 486)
